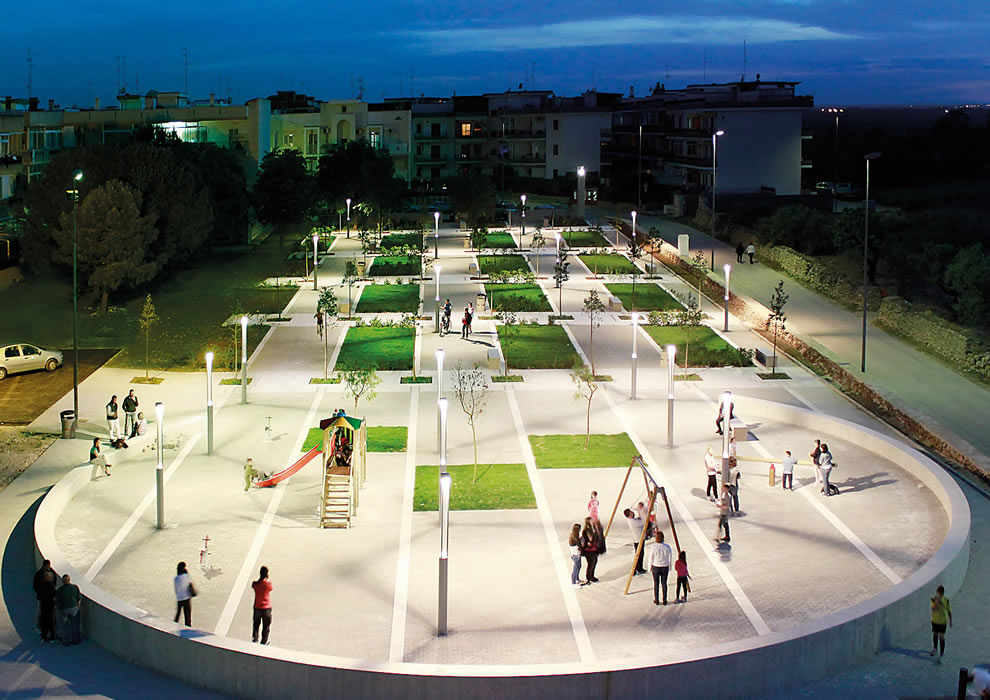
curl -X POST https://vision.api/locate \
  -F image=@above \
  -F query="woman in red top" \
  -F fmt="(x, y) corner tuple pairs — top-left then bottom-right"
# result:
(251, 566), (273, 644)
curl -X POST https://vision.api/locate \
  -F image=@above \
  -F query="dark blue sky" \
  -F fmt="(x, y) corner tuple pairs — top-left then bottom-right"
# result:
(4, 1), (989, 107)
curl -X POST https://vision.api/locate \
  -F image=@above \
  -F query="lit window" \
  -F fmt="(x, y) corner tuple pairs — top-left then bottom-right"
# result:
(461, 123), (471, 137)
(369, 130), (381, 148)
(284, 133), (294, 147)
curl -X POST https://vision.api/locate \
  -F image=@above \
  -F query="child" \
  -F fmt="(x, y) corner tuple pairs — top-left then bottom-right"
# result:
(675, 550), (690, 602)
(587, 491), (600, 522)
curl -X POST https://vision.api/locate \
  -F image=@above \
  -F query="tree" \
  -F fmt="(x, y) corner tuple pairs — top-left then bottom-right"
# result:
(357, 229), (376, 269)
(531, 229), (547, 277)
(582, 289), (606, 376)
(496, 309), (518, 376)
(252, 149), (314, 264)
(448, 173), (495, 227)
(766, 280), (789, 372)
(317, 140), (404, 234)
(645, 226), (662, 276)
(452, 364), (491, 483)
(317, 288), (339, 380)
(138, 294), (159, 380)
(340, 368), (382, 413)
(945, 244), (990, 325)
(571, 363), (599, 449)
(688, 249), (708, 311)
(553, 255), (570, 314)
(343, 260), (360, 314)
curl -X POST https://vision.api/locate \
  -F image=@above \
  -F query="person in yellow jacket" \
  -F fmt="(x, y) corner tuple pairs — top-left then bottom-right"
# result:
(929, 584), (952, 663)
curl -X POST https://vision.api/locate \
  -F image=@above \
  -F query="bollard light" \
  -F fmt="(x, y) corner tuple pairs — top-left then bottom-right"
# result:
(666, 344), (676, 448)
(205, 351), (214, 455)
(240, 316), (249, 404)
(434, 265), (442, 333)
(520, 194), (527, 247)
(630, 313), (639, 400)
(436, 348), (445, 451)
(434, 211), (440, 260)
(313, 234), (319, 291)
(723, 263), (731, 332)
(438, 470), (452, 636)
(630, 210), (637, 251)
(155, 401), (165, 529)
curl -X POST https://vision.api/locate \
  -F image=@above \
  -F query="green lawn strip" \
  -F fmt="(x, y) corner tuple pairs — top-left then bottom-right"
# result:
(487, 284), (552, 312)
(478, 255), (529, 275)
(369, 255), (420, 276)
(400, 376), (432, 384)
(414, 463), (535, 511)
(491, 375), (524, 383)
(497, 325), (580, 369)
(642, 326), (752, 367)
(219, 377), (254, 385)
(560, 230), (612, 248)
(309, 377), (342, 384)
(481, 232), (517, 249)
(355, 284), (421, 314)
(579, 254), (639, 275)
(301, 426), (408, 452)
(605, 283), (680, 312)
(379, 232), (424, 251)
(335, 327), (414, 370)
(529, 433), (638, 469)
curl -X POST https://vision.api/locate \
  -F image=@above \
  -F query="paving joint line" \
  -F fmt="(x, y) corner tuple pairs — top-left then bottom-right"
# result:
(388, 385), (419, 662)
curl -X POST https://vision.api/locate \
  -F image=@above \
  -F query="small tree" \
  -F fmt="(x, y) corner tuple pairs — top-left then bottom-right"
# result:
(571, 362), (599, 449)
(357, 229), (376, 269)
(531, 229), (547, 277)
(340, 368), (381, 413)
(138, 294), (159, 380)
(496, 309), (518, 376)
(343, 260), (359, 314)
(317, 288), (339, 380)
(645, 226), (662, 276)
(553, 256), (570, 314)
(766, 280), (789, 372)
(689, 249), (708, 310)
(452, 363), (491, 482)
(582, 290), (606, 376)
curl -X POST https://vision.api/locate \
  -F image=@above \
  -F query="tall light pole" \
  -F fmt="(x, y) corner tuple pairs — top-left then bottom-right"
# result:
(436, 349), (445, 450)
(555, 232), (562, 313)
(433, 211), (440, 260)
(434, 266), (442, 334)
(710, 129), (725, 270)
(824, 108), (843, 183)
(438, 470), (451, 636)
(312, 234), (319, 291)
(520, 194), (526, 247)
(240, 316), (248, 404)
(862, 152), (881, 373)
(631, 210), (637, 251)
(723, 264), (731, 332)
(437, 396), (448, 524)
(69, 168), (83, 436)
(720, 391), (732, 483)
(637, 123), (643, 211)
(346, 197), (352, 238)
(666, 345), (676, 448)
(576, 166), (586, 221)
(155, 401), (165, 529)
(630, 313), (638, 400)
(205, 351), (214, 455)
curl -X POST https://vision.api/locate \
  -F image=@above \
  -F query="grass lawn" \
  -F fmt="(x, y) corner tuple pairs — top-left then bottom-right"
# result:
(379, 232), (424, 251)
(413, 463), (535, 510)
(301, 425), (408, 452)
(355, 284), (421, 314)
(606, 283), (681, 312)
(529, 433), (638, 469)
(336, 327), (414, 370)
(478, 254), (529, 275)
(497, 325), (580, 369)
(369, 255), (421, 277)
(643, 326), (752, 367)
(480, 232), (517, 249)
(561, 230), (611, 248)
(487, 284), (552, 312)
(579, 254), (640, 275)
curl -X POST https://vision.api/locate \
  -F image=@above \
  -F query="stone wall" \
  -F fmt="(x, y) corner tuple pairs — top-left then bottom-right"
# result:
(759, 245), (882, 311)
(875, 296), (982, 368)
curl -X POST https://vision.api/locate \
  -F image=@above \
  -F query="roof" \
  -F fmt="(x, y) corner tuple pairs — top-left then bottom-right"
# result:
(319, 414), (364, 431)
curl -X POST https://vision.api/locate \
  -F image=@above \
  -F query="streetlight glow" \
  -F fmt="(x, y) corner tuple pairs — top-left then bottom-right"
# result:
(240, 315), (248, 404)
(313, 234), (319, 290)
(630, 312), (639, 400)
(434, 211), (440, 259)
(69, 168), (84, 437)
(666, 344), (676, 448)
(205, 351), (214, 455)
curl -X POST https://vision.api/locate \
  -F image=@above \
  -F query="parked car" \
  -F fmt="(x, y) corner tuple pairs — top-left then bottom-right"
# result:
(0, 342), (63, 380)
(815, 181), (836, 192)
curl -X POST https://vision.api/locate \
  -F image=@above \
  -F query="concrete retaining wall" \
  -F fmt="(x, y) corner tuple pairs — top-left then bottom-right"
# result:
(35, 401), (969, 700)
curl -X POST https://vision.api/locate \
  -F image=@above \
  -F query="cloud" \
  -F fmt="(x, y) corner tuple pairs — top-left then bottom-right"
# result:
(408, 15), (858, 53)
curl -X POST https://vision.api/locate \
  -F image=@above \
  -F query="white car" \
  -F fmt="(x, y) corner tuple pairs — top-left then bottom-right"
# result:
(0, 342), (63, 380)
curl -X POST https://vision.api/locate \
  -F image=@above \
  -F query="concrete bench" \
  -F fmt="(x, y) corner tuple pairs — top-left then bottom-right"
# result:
(468, 262), (478, 274)
(730, 417), (749, 441)
(487, 348), (501, 371)
(607, 295), (622, 311)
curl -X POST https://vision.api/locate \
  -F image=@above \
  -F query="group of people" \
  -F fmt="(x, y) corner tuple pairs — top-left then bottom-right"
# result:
(105, 389), (147, 445)
(734, 241), (757, 264)
(172, 561), (273, 645)
(809, 439), (837, 496)
(703, 443), (742, 544)
(568, 492), (606, 586)
(32, 560), (81, 645)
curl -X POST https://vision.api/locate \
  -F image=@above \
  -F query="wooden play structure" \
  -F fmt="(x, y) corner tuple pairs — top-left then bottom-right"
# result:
(318, 413), (367, 528)
(603, 455), (682, 595)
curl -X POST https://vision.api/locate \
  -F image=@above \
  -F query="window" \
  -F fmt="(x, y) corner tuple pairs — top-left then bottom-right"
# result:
(283, 133), (294, 147)
(21, 345), (40, 356)
(552, 144), (559, 156)
(431, 145), (441, 160)
(368, 129), (381, 149)
(553, 169), (559, 178)
(431, 123), (441, 138)
(4, 346), (19, 359)
(460, 123), (471, 137)
(0, 134), (8, 156)
(342, 105), (347, 113)
(553, 119), (559, 131)
(306, 129), (319, 154)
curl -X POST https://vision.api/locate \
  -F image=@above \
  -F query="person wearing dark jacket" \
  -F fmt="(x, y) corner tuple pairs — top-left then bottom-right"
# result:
(122, 390), (139, 438)
(33, 559), (59, 643)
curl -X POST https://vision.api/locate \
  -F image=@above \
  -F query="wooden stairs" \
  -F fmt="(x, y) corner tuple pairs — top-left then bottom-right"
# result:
(320, 464), (353, 528)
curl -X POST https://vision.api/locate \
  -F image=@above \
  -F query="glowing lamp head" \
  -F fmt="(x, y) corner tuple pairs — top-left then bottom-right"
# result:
(72, 169), (83, 182)
(667, 344), (676, 363)
(155, 401), (164, 421)
(240, 315), (248, 330)
(577, 166), (586, 177)
(520, 194), (526, 205)
(715, 130), (725, 137)
(434, 211), (440, 222)
(205, 351), (214, 367)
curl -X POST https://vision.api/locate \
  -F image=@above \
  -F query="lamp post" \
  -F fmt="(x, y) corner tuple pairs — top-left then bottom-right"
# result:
(520, 194), (526, 247)
(630, 313), (638, 400)
(576, 165), (586, 221)
(824, 108), (844, 183)
(69, 168), (83, 436)
(313, 234), (319, 290)
(346, 197), (352, 238)
(155, 401), (165, 529)
(666, 345), (676, 448)
(710, 129), (725, 270)
(438, 470), (451, 636)
(205, 351), (214, 455)
(555, 232), (563, 313)
(720, 391), (732, 483)
(438, 396), (448, 524)
(240, 316), (248, 404)
(434, 265), (442, 334)
(434, 211), (440, 260)
(631, 210), (637, 252)
(862, 152), (881, 373)
(436, 348), (445, 452)
(637, 123), (643, 211)
(723, 264), (731, 332)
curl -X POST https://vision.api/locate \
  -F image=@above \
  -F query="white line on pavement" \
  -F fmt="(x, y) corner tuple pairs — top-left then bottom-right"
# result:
(388, 386), (420, 662)
(505, 385), (595, 662)
(213, 386), (326, 636)
(784, 386), (823, 413)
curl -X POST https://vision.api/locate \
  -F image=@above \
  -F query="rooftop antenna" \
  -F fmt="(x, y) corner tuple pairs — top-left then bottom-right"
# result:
(184, 48), (189, 98)
(531, 61), (535, 90)
(356, 77), (365, 101)
(665, 61), (670, 80)
(27, 49), (32, 99)
(122, 56), (127, 93)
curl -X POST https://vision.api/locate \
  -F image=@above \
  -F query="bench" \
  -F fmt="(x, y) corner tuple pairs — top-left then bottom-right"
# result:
(729, 417), (749, 442)
(468, 262), (478, 274)
(487, 348), (501, 371)
(607, 295), (622, 311)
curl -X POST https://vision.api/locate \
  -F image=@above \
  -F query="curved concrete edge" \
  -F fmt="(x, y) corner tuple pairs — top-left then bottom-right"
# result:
(34, 400), (970, 700)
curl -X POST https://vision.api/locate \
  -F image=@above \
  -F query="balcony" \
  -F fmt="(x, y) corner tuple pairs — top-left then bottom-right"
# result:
(488, 129), (545, 139)
(509, 153), (545, 164)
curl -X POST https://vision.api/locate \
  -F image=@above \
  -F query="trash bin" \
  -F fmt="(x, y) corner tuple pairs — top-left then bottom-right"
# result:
(60, 410), (75, 439)
(357, 260), (366, 277)
(476, 292), (487, 312)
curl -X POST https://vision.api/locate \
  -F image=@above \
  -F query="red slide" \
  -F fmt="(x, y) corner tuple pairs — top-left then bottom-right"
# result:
(254, 445), (322, 488)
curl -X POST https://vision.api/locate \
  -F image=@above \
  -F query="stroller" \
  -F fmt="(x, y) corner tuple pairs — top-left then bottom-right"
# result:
(440, 313), (451, 336)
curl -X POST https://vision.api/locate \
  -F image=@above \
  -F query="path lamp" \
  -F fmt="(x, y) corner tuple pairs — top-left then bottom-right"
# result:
(710, 129), (725, 270)
(438, 470), (451, 636)
(824, 108), (844, 183)
(313, 234), (319, 290)
(434, 266), (442, 333)
(240, 316), (248, 404)
(155, 401), (165, 529)
(205, 351), (214, 455)
(720, 391), (732, 483)
(437, 397), (448, 524)
(346, 198), (352, 238)
(666, 345), (676, 448)
(576, 166), (586, 220)
(631, 210), (637, 252)
(723, 264), (731, 332)
(434, 211), (440, 260)
(520, 194), (526, 247)
(862, 152), (881, 373)
(69, 168), (83, 436)
(630, 313), (639, 400)
(436, 348), (445, 451)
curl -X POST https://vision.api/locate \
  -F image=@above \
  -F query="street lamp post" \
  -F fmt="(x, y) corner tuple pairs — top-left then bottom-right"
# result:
(723, 264), (731, 332)
(313, 234), (319, 291)
(637, 123), (643, 211)
(631, 210), (637, 252)
(434, 265), (442, 334)
(438, 470), (451, 636)
(520, 194), (527, 248)
(70, 168), (83, 436)
(205, 351), (214, 455)
(720, 391), (732, 483)
(155, 401), (165, 529)
(346, 198), (352, 238)
(434, 211), (440, 260)
(630, 313), (639, 400)
(240, 316), (248, 404)
(436, 348), (445, 451)
(710, 129), (725, 270)
(825, 108), (844, 183)
(438, 396), (448, 524)
(666, 345), (676, 448)
(555, 232), (563, 313)
(862, 152), (881, 373)
(576, 166), (586, 221)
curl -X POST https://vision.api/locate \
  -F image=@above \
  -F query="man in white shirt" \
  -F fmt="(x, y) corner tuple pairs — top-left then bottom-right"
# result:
(781, 450), (796, 490)
(647, 530), (674, 606)
(623, 509), (648, 574)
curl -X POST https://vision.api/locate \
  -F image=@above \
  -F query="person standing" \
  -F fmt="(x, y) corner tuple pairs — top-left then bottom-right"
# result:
(704, 447), (719, 501)
(587, 491), (600, 522)
(173, 561), (195, 627)
(819, 443), (834, 496)
(461, 308), (470, 339)
(580, 517), (601, 583)
(33, 559), (58, 643)
(735, 241), (745, 263)
(728, 457), (741, 514)
(244, 458), (260, 492)
(674, 550), (690, 603)
(568, 524), (583, 587)
(647, 530), (673, 606)
(810, 439), (823, 485)
(122, 389), (139, 438)
(781, 450), (796, 490)
(715, 484), (732, 543)
(745, 242), (756, 264)
(106, 395), (121, 442)
(929, 584), (952, 663)
(55, 573), (81, 645)
(467, 302), (474, 335)
(90, 437), (111, 477)
(623, 508), (648, 574)
(251, 566), (273, 645)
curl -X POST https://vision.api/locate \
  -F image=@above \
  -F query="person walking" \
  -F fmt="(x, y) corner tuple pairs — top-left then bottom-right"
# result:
(929, 584), (952, 663)
(33, 559), (58, 643)
(106, 395), (121, 442)
(251, 566), (273, 645)
(715, 484), (732, 543)
(781, 450), (796, 490)
(568, 524), (583, 587)
(704, 447), (719, 501)
(55, 573), (81, 645)
(173, 561), (195, 627)
(90, 437), (111, 477)
(735, 241), (745, 263)
(314, 309), (324, 339)
(728, 457), (741, 514)
(647, 530), (673, 606)
(715, 401), (734, 435)
(122, 389), (139, 438)
(580, 517), (601, 584)
(587, 491), (600, 522)
(819, 443), (834, 496)
(467, 303), (474, 335)
(745, 242), (756, 264)
(623, 508), (648, 574)
(674, 550), (690, 603)
(810, 439), (823, 485)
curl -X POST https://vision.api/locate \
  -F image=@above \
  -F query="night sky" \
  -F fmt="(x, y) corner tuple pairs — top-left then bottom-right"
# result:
(4, 1), (988, 107)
